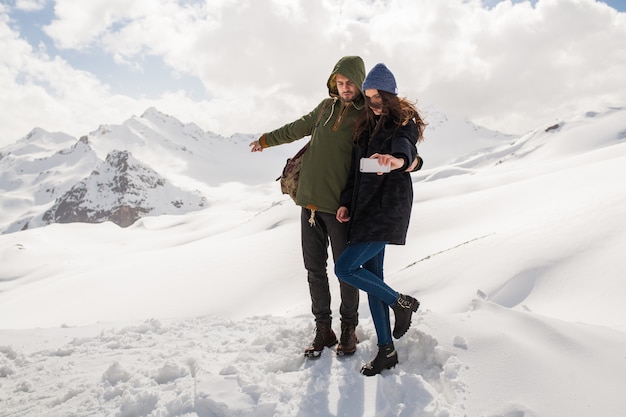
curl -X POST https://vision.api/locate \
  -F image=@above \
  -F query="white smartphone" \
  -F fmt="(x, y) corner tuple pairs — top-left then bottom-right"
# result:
(360, 158), (390, 173)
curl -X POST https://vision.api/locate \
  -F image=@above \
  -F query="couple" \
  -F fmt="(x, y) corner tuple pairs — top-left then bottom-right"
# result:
(249, 56), (426, 376)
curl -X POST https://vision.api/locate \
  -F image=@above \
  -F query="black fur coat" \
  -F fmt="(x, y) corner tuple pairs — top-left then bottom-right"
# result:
(339, 117), (419, 245)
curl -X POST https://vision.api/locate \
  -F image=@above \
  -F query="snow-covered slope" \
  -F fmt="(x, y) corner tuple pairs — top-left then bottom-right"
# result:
(0, 106), (625, 417)
(416, 104), (516, 167)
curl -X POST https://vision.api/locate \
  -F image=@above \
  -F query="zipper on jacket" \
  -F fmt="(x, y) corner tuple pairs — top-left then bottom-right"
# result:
(332, 102), (352, 132)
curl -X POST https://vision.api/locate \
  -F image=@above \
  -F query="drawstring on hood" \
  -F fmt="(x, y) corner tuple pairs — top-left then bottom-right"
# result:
(323, 97), (339, 126)
(322, 98), (364, 127)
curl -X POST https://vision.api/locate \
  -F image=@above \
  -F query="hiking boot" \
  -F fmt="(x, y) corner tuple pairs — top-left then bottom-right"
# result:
(361, 343), (398, 376)
(391, 294), (420, 339)
(304, 322), (338, 358)
(336, 323), (358, 356)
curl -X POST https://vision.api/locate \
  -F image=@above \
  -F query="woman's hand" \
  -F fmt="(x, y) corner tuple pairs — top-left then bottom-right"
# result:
(369, 153), (404, 175)
(336, 206), (351, 223)
(406, 156), (419, 172)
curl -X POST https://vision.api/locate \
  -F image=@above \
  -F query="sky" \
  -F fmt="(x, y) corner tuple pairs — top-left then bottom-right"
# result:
(0, 0), (625, 148)
(1, 105), (625, 416)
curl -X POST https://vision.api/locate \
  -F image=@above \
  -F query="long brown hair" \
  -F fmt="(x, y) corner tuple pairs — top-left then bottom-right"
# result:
(354, 91), (426, 145)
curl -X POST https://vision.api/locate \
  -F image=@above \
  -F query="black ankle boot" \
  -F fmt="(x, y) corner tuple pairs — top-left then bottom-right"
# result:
(361, 343), (398, 376)
(391, 294), (419, 339)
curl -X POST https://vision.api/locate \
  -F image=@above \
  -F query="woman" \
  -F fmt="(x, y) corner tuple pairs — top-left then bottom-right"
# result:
(334, 63), (426, 376)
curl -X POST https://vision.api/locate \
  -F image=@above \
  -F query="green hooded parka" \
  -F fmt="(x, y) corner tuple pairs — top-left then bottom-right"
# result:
(260, 56), (366, 214)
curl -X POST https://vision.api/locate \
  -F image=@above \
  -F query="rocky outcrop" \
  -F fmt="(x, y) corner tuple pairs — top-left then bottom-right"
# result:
(40, 150), (206, 228)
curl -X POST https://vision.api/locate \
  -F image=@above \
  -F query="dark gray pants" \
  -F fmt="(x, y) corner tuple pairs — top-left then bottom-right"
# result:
(301, 208), (359, 326)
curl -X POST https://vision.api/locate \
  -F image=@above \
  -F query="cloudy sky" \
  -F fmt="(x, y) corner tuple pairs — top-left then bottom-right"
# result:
(1, 0), (625, 147)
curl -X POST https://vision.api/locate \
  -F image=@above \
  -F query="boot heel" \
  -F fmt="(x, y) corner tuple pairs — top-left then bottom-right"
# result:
(391, 295), (420, 339)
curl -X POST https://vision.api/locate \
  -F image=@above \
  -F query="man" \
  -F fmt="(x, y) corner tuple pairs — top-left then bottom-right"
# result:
(249, 56), (366, 357)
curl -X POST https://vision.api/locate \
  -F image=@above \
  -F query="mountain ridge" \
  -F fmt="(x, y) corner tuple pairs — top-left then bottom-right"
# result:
(6, 105), (611, 234)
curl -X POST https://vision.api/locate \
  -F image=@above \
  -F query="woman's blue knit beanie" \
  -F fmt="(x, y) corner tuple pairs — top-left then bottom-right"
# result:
(362, 63), (398, 95)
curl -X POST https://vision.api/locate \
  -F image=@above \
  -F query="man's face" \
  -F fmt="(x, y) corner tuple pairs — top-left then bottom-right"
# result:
(335, 74), (360, 103)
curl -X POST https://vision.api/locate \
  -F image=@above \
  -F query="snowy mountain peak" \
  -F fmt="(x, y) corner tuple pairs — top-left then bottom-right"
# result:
(140, 107), (183, 127)
(22, 127), (46, 141)
(36, 149), (207, 228)
(6, 128), (77, 158)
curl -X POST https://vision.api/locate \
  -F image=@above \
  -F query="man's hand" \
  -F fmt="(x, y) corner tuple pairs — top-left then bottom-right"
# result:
(336, 206), (351, 223)
(249, 140), (263, 152)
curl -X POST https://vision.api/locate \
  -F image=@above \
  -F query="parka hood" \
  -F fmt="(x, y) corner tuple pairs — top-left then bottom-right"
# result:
(327, 56), (366, 101)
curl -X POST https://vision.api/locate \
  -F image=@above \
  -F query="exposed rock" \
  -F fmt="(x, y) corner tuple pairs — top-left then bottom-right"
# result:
(40, 150), (205, 228)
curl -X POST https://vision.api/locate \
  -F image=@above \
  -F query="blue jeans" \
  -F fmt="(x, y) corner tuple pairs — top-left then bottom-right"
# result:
(335, 241), (399, 346)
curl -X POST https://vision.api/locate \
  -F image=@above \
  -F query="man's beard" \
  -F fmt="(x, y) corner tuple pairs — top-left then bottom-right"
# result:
(343, 92), (360, 103)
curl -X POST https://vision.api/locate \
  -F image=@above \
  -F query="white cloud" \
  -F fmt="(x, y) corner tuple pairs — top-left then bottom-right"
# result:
(14, 0), (49, 12)
(1, 0), (625, 147)
(0, 13), (143, 140)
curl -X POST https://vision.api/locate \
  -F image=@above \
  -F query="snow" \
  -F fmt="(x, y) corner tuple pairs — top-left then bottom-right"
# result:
(1, 106), (626, 416)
